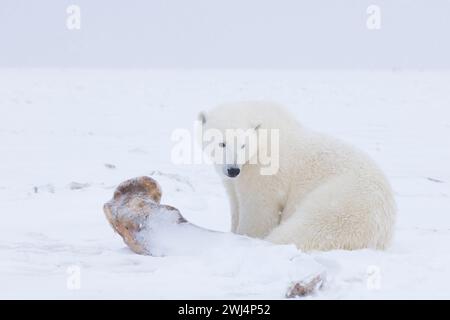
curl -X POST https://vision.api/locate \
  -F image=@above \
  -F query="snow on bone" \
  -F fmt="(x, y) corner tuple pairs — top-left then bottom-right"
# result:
(103, 176), (326, 297)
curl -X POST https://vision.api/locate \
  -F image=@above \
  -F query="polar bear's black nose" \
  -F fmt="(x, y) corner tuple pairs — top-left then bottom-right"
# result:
(227, 167), (240, 177)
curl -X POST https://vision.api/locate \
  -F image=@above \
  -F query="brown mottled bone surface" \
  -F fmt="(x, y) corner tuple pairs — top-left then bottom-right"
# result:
(113, 175), (162, 203)
(285, 273), (325, 298)
(103, 176), (186, 255)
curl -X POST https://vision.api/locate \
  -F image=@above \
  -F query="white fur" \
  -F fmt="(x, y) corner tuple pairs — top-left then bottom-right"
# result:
(200, 101), (396, 251)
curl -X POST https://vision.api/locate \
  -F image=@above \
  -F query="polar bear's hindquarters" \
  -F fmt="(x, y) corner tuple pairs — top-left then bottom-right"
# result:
(265, 174), (396, 251)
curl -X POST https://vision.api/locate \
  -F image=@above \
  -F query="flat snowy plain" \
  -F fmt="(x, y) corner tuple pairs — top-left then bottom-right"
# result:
(0, 69), (449, 299)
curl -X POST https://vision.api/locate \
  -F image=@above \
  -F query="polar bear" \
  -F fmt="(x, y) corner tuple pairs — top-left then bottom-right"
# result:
(198, 101), (396, 251)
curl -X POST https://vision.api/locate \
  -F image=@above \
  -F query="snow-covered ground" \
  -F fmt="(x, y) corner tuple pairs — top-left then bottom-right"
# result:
(0, 69), (449, 299)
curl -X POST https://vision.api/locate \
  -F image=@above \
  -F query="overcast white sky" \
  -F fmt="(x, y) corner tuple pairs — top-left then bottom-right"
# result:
(0, 0), (449, 68)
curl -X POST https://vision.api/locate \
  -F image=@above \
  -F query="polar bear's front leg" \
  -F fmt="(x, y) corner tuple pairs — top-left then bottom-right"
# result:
(223, 180), (240, 233)
(236, 199), (281, 239)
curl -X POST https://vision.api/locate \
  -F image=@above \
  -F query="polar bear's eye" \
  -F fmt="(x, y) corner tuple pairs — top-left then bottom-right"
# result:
(219, 142), (226, 148)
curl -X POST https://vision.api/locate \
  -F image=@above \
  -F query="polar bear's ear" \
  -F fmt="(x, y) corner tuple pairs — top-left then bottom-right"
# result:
(198, 112), (207, 125)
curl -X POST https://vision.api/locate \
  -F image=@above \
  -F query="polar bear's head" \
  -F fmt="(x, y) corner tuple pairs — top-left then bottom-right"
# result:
(197, 102), (280, 178)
